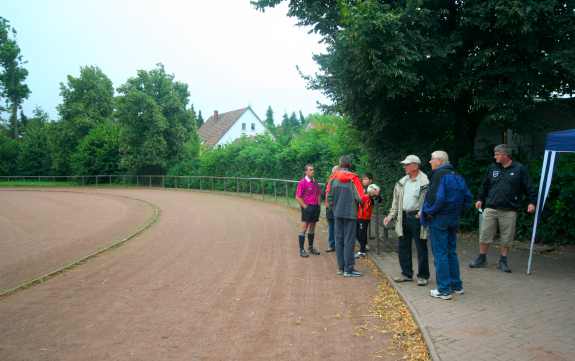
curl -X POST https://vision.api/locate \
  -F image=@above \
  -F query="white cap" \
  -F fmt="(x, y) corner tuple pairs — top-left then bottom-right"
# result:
(400, 155), (421, 165)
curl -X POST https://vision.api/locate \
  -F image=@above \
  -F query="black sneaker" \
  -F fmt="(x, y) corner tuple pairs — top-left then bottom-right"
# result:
(300, 249), (309, 258)
(497, 260), (512, 273)
(469, 255), (487, 268)
(325, 247), (335, 253)
(308, 248), (320, 255)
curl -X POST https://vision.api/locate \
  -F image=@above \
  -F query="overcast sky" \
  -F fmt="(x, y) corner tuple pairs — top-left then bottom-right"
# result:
(2, 0), (328, 123)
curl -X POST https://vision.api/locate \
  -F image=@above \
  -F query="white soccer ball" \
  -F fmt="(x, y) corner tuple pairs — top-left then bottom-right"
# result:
(367, 183), (380, 195)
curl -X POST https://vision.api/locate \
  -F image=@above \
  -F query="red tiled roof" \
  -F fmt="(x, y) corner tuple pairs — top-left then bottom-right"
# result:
(198, 107), (249, 146)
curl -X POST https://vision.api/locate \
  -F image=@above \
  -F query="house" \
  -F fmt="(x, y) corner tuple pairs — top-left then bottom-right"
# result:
(198, 107), (270, 147)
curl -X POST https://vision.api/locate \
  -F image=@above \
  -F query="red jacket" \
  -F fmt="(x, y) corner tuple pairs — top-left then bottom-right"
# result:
(357, 195), (375, 220)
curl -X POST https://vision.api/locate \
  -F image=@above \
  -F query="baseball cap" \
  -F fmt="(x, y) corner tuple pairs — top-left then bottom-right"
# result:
(400, 155), (421, 165)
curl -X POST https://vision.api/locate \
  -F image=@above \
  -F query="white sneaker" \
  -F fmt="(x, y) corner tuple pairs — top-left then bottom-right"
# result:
(453, 288), (464, 295)
(354, 252), (366, 259)
(417, 277), (428, 286)
(430, 289), (452, 300)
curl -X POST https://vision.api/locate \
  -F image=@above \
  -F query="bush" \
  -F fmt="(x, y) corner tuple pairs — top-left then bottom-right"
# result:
(0, 129), (19, 176)
(71, 121), (121, 175)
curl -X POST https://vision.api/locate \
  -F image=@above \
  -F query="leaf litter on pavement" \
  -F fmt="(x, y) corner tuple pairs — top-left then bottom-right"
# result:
(364, 257), (431, 361)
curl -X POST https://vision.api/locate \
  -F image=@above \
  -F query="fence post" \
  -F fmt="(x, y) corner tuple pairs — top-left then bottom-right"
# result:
(236, 177), (239, 193)
(223, 178), (226, 192)
(261, 179), (264, 200)
(274, 181), (277, 200)
(212, 177), (215, 191)
(285, 182), (288, 205)
(96, 176), (99, 186)
(375, 205), (381, 254)
(249, 180), (252, 196)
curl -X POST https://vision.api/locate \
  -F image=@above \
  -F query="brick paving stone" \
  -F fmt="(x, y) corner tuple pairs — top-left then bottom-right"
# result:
(371, 235), (575, 361)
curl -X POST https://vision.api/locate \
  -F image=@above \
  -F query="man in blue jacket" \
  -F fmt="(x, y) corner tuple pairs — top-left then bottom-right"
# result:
(421, 150), (472, 300)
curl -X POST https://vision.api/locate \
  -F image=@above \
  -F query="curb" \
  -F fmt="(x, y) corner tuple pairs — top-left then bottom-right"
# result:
(0, 189), (161, 299)
(369, 253), (442, 361)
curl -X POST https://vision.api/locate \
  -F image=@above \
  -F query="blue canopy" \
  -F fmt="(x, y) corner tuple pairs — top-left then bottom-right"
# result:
(546, 128), (575, 152)
(527, 128), (575, 274)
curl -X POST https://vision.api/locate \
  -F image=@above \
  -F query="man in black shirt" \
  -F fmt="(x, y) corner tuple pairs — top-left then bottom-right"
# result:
(469, 144), (537, 273)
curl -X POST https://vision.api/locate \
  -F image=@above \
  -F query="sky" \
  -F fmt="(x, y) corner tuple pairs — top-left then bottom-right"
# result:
(2, 0), (329, 123)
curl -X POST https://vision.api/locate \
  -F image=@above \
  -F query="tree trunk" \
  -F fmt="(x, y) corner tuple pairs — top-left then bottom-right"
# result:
(10, 102), (18, 139)
(453, 103), (484, 164)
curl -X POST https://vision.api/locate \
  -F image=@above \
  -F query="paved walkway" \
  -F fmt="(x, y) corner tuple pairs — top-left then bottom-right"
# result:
(371, 234), (575, 361)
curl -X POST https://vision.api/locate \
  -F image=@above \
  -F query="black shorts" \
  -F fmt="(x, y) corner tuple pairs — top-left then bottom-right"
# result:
(301, 205), (320, 223)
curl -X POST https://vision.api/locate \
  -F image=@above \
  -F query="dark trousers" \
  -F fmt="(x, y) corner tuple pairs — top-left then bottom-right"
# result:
(335, 217), (356, 273)
(398, 213), (430, 279)
(356, 219), (369, 253)
(327, 217), (335, 249)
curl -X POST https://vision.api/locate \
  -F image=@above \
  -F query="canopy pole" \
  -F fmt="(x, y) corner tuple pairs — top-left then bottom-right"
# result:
(527, 151), (556, 274)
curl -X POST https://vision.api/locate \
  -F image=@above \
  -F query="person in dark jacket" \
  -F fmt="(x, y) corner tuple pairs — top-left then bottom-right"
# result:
(469, 144), (537, 273)
(324, 165), (339, 252)
(421, 150), (472, 300)
(327, 155), (375, 277)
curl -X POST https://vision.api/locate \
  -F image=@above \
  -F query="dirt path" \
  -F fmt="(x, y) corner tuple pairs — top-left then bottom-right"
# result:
(0, 189), (155, 292)
(0, 188), (400, 361)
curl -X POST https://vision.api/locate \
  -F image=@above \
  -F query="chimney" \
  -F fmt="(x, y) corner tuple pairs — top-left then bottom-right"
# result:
(213, 110), (219, 121)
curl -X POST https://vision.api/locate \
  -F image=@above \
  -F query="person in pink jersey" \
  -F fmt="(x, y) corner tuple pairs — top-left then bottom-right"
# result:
(295, 164), (322, 257)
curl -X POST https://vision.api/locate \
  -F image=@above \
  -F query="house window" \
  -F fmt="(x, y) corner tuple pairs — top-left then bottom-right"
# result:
(251, 123), (255, 131)
(242, 123), (246, 130)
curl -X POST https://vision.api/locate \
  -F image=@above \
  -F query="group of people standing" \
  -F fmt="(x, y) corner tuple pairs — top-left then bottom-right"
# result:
(295, 144), (537, 300)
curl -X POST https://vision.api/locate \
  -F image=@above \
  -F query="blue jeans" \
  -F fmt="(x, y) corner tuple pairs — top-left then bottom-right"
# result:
(327, 218), (335, 249)
(429, 215), (462, 295)
(335, 218), (356, 273)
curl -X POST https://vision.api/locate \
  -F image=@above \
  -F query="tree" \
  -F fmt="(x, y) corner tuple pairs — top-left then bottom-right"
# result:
(197, 109), (204, 129)
(117, 64), (198, 174)
(71, 121), (121, 175)
(264, 105), (275, 132)
(0, 17), (30, 139)
(0, 126), (18, 175)
(17, 108), (52, 175)
(298, 110), (306, 127)
(50, 66), (115, 174)
(116, 88), (168, 174)
(253, 1), (575, 161)
(58, 65), (114, 137)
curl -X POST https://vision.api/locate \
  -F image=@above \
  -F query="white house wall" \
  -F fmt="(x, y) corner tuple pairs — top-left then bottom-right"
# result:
(216, 110), (268, 146)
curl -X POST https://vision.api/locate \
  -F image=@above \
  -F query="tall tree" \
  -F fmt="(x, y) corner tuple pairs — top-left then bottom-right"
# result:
(298, 110), (306, 127)
(197, 109), (204, 129)
(58, 65), (115, 137)
(0, 17), (30, 139)
(264, 105), (275, 132)
(17, 108), (52, 175)
(51, 66), (115, 174)
(117, 64), (197, 174)
(253, 1), (575, 161)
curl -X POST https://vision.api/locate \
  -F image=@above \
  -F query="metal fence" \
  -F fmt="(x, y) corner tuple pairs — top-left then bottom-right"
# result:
(0, 174), (392, 254)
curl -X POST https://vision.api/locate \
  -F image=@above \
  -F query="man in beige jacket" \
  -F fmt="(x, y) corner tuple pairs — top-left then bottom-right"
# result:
(383, 155), (430, 285)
